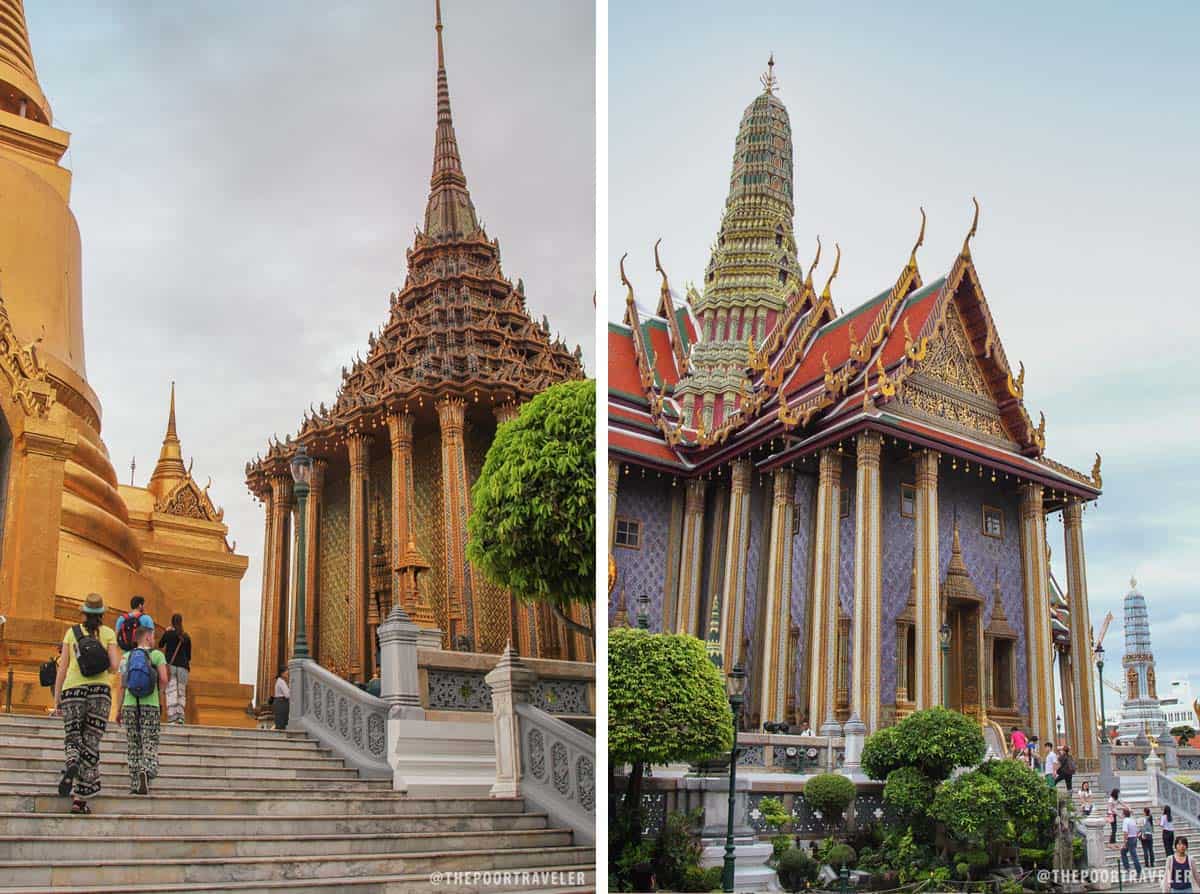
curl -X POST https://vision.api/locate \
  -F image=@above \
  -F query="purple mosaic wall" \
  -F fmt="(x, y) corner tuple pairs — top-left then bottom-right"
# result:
(741, 474), (769, 712)
(937, 472), (1026, 715)
(789, 473), (816, 715)
(611, 477), (674, 632)
(879, 457), (916, 706)
(837, 456), (856, 618)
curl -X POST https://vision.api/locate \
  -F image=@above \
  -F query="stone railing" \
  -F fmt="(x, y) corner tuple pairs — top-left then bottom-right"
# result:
(734, 732), (845, 772)
(486, 646), (595, 846)
(420, 647), (594, 722)
(1157, 769), (1200, 826)
(288, 657), (391, 779)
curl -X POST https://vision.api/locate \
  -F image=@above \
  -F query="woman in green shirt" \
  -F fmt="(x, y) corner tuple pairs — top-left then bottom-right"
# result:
(113, 623), (168, 795)
(52, 593), (121, 814)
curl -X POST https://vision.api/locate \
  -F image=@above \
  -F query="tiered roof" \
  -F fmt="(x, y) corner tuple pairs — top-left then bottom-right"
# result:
(247, 1), (583, 490)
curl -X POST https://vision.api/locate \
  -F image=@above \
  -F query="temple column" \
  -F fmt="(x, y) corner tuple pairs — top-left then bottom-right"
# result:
(264, 475), (293, 689)
(1059, 646), (1077, 748)
(719, 459), (752, 671)
(1019, 482), (1054, 743)
(758, 467), (795, 725)
(675, 478), (707, 636)
(608, 459), (620, 551)
(1064, 498), (1099, 766)
(914, 449), (941, 708)
(851, 431), (883, 732)
(437, 396), (471, 649)
(387, 413), (415, 611)
(255, 491), (276, 709)
(347, 434), (371, 678)
(808, 449), (843, 736)
(305, 460), (325, 662)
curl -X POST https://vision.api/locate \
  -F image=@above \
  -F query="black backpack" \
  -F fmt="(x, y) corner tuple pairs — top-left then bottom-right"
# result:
(116, 610), (143, 652)
(38, 659), (57, 687)
(72, 625), (110, 677)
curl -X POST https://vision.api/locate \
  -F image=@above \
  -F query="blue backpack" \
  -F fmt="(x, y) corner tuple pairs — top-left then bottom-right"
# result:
(123, 648), (156, 700)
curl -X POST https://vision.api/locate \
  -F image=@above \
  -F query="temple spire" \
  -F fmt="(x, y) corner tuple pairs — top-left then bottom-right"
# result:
(0, 0), (51, 124)
(148, 381), (187, 498)
(424, 0), (479, 240)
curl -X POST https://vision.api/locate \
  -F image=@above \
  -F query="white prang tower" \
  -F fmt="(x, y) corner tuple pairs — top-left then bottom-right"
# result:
(1118, 577), (1167, 740)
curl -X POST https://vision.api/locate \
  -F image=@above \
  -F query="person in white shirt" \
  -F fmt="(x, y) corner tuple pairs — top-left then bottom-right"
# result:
(1043, 742), (1059, 787)
(272, 666), (290, 731)
(1123, 808), (1145, 877)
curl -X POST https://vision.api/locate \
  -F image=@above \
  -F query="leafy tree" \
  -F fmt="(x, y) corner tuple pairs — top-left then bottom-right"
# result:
(609, 628), (733, 847)
(803, 773), (858, 827)
(1172, 725), (1196, 746)
(882, 765), (936, 823)
(930, 770), (1008, 847)
(467, 378), (595, 637)
(976, 758), (1057, 845)
(861, 707), (986, 782)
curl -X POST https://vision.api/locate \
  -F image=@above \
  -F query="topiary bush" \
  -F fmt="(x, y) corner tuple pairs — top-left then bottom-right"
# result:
(861, 707), (986, 782)
(930, 769), (1007, 847)
(467, 378), (595, 625)
(826, 843), (857, 868)
(803, 773), (857, 825)
(976, 758), (1057, 847)
(777, 848), (820, 893)
(882, 765), (936, 821)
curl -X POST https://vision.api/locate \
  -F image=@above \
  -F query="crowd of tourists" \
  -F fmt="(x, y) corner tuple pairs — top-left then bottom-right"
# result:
(1008, 726), (1077, 790)
(44, 594), (192, 814)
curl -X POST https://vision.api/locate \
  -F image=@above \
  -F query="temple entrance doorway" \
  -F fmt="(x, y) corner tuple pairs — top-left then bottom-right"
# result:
(944, 601), (984, 718)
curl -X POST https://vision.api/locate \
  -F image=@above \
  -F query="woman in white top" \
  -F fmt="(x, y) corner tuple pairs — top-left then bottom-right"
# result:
(1079, 781), (1093, 816)
(272, 666), (290, 731)
(1164, 807), (1177, 858)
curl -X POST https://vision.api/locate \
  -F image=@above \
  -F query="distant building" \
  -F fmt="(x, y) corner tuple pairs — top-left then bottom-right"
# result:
(1161, 679), (1197, 731)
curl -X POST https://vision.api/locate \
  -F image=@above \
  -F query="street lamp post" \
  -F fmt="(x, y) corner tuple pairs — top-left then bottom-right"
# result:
(636, 594), (650, 630)
(722, 662), (747, 894)
(939, 622), (952, 709)
(1095, 644), (1107, 744)
(289, 446), (313, 659)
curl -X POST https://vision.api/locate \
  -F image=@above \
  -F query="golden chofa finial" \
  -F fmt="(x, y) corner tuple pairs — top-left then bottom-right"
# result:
(908, 207), (926, 270)
(761, 53), (778, 94)
(1091, 452), (1103, 489)
(820, 242), (841, 301)
(619, 252), (635, 307)
(1006, 361), (1025, 399)
(654, 237), (671, 296)
(961, 196), (980, 257)
(804, 236), (822, 291)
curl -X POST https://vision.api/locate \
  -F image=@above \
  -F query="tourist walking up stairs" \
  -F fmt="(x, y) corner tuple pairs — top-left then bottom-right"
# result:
(113, 624), (168, 794)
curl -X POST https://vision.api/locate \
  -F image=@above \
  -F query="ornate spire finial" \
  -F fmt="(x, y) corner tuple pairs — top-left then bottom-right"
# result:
(166, 380), (178, 441)
(761, 53), (777, 94)
(804, 236), (822, 291)
(435, 0), (444, 67)
(908, 207), (926, 270)
(820, 242), (841, 301)
(961, 196), (980, 256)
(654, 237), (669, 294)
(620, 253), (635, 307)
(424, 0), (479, 239)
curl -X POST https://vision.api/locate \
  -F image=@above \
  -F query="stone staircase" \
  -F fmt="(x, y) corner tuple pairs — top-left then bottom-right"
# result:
(0, 713), (594, 892)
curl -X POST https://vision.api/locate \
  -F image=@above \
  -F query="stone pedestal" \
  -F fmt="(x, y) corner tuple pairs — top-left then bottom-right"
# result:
(485, 644), (537, 798)
(841, 715), (867, 781)
(1146, 753), (1163, 805)
(378, 604), (425, 721)
(1083, 814), (1110, 889)
(681, 774), (779, 892)
(1098, 741), (1117, 795)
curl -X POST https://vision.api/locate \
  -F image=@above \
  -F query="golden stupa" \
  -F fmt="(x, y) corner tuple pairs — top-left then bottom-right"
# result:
(0, 0), (252, 724)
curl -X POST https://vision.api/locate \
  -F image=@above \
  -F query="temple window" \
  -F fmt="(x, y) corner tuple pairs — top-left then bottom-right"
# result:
(904, 626), (916, 702)
(839, 486), (851, 519)
(778, 268), (787, 284)
(900, 483), (916, 518)
(775, 229), (783, 247)
(992, 638), (1014, 708)
(982, 505), (1004, 540)
(836, 616), (851, 708)
(615, 518), (641, 550)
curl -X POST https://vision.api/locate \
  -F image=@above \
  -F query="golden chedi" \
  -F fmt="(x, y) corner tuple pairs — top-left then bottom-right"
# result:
(0, 0), (251, 725)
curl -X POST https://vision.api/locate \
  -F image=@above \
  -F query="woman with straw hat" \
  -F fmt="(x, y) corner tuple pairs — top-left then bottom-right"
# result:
(51, 593), (121, 814)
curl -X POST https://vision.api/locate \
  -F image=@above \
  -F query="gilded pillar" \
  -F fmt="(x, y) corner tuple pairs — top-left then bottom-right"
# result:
(1059, 646), (1076, 749)
(1063, 499), (1098, 765)
(851, 431), (883, 731)
(808, 449), (842, 735)
(607, 459), (620, 552)
(437, 396), (471, 648)
(347, 433), (371, 678)
(1019, 482), (1054, 743)
(265, 475), (293, 689)
(719, 459), (752, 671)
(914, 449), (941, 708)
(255, 491), (275, 709)
(758, 467), (795, 725)
(387, 413), (415, 612)
(305, 459), (325, 662)
(675, 478), (707, 636)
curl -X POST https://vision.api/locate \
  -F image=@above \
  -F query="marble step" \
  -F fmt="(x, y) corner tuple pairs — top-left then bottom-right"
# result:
(0, 791), (528, 818)
(0, 871), (594, 894)
(0, 845), (595, 887)
(0, 755), (357, 779)
(0, 744), (345, 770)
(0, 827), (574, 861)
(0, 729), (326, 754)
(0, 715), (308, 742)
(0, 775), (391, 794)
(0, 810), (550, 838)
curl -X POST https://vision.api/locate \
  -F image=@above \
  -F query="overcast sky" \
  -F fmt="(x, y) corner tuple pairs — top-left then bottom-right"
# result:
(28, 0), (595, 687)
(610, 2), (1199, 697)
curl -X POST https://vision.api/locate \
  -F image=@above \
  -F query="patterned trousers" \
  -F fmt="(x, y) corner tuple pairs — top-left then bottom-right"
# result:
(60, 685), (112, 801)
(121, 704), (161, 786)
(166, 666), (188, 724)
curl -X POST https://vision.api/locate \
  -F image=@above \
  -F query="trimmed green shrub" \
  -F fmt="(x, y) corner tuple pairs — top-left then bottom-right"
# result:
(826, 843), (857, 868)
(679, 865), (722, 892)
(777, 848), (820, 893)
(976, 758), (1057, 845)
(930, 769), (1007, 846)
(861, 707), (986, 782)
(803, 773), (857, 825)
(467, 378), (595, 619)
(882, 765), (935, 820)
